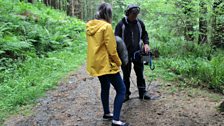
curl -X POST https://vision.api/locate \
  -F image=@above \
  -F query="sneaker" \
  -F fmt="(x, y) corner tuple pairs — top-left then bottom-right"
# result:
(112, 120), (129, 126)
(103, 113), (113, 120)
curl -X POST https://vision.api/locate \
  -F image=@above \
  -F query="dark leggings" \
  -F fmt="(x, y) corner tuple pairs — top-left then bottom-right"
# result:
(98, 72), (126, 121)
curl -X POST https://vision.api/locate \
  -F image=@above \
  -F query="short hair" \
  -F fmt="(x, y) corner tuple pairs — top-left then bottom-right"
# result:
(95, 3), (112, 23)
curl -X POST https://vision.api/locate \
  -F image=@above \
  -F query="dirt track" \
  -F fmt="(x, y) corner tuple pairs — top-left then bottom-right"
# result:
(4, 65), (224, 126)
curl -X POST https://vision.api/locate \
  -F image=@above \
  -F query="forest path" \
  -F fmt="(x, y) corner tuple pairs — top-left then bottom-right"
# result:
(4, 65), (224, 126)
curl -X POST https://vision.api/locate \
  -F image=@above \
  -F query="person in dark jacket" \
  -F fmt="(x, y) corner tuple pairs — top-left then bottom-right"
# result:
(115, 4), (151, 101)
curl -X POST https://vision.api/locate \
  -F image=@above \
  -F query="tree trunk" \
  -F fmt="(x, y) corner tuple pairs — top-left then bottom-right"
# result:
(43, 0), (48, 6)
(90, 0), (94, 20)
(198, 1), (207, 44)
(84, 0), (88, 20)
(28, 0), (33, 3)
(212, 0), (223, 47)
(74, 0), (82, 19)
(49, 0), (52, 7)
(51, 0), (56, 9)
(58, 0), (62, 10)
(67, 0), (75, 16)
(181, 0), (195, 41)
(80, 0), (84, 19)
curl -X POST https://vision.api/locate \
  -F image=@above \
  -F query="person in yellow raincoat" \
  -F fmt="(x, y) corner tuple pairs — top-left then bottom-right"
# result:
(86, 3), (129, 126)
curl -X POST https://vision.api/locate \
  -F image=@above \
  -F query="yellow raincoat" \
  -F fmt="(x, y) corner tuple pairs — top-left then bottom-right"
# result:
(86, 19), (121, 77)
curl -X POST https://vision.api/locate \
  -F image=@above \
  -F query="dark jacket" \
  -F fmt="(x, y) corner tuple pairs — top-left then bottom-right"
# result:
(115, 17), (149, 55)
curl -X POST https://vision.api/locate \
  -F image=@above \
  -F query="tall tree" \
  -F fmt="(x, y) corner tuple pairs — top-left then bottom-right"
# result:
(212, 0), (224, 47)
(198, 1), (207, 43)
(183, 0), (194, 41)
(67, 0), (74, 16)
(74, 0), (82, 19)
(28, 0), (34, 3)
(51, 0), (56, 9)
(176, 0), (195, 41)
(43, 0), (48, 6)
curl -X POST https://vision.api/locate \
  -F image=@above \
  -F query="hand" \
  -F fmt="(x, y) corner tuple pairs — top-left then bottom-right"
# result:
(144, 44), (150, 54)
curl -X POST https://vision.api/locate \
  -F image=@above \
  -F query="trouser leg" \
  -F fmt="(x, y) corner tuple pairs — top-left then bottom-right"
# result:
(121, 61), (132, 96)
(133, 61), (146, 97)
(98, 75), (110, 114)
(108, 73), (126, 121)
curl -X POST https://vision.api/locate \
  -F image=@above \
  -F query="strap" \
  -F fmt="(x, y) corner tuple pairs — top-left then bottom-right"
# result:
(149, 52), (155, 70)
(121, 18), (143, 50)
(122, 24), (125, 40)
(137, 20), (142, 40)
(137, 20), (143, 50)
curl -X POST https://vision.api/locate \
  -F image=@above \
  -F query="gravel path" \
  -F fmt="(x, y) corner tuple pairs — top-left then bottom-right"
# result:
(4, 65), (224, 126)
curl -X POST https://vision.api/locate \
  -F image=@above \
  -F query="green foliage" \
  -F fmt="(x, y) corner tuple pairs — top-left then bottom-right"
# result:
(112, 1), (128, 26)
(0, 0), (85, 62)
(123, 0), (224, 94)
(0, 1), (86, 124)
(156, 50), (224, 93)
(210, 53), (224, 92)
(0, 44), (86, 123)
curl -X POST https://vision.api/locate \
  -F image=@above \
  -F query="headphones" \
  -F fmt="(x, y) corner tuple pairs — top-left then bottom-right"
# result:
(125, 4), (140, 16)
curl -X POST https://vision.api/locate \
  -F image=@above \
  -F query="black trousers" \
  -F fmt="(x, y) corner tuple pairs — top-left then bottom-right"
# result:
(121, 58), (146, 97)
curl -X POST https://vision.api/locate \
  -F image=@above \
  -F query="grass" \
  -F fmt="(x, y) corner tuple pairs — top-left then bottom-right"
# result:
(0, 0), (87, 123)
(144, 56), (223, 102)
(0, 34), (86, 124)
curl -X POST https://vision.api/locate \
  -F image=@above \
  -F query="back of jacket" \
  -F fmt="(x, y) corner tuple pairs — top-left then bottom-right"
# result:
(86, 19), (121, 77)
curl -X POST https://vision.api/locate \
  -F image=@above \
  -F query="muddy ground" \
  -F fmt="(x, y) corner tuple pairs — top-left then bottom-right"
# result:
(4, 65), (224, 126)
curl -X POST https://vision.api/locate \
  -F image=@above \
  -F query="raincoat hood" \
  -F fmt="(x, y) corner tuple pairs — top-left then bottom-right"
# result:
(86, 20), (107, 36)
